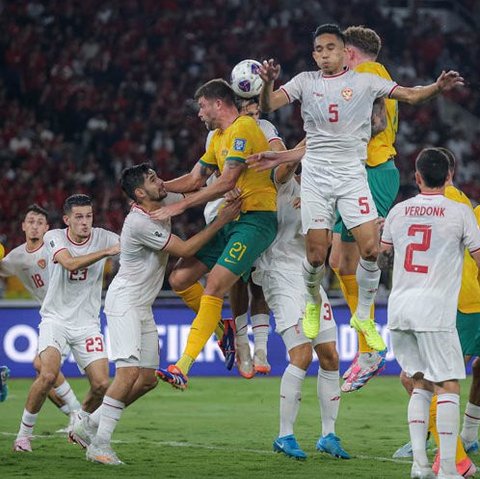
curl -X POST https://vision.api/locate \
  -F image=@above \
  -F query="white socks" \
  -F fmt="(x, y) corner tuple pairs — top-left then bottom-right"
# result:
(17, 409), (38, 438)
(302, 259), (324, 304)
(356, 258), (380, 319)
(251, 314), (269, 352)
(317, 368), (340, 436)
(279, 364), (305, 437)
(437, 393), (460, 475)
(461, 401), (480, 444)
(235, 313), (249, 346)
(94, 396), (125, 445)
(54, 380), (81, 413)
(408, 388), (433, 468)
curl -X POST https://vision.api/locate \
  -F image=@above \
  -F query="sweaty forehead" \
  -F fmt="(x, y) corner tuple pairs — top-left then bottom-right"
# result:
(24, 212), (46, 222)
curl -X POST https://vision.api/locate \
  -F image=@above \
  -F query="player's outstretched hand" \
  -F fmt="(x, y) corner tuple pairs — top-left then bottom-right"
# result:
(217, 197), (242, 225)
(246, 150), (283, 172)
(260, 59), (281, 83)
(436, 70), (464, 92)
(150, 202), (186, 221)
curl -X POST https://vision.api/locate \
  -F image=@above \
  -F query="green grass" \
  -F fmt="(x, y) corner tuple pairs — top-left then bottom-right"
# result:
(0, 376), (472, 478)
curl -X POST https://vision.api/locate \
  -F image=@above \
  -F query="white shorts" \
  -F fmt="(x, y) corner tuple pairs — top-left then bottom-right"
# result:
(281, 320), (337, 352)
(38, 321), (107, 374)
(107, 305), (159, 369)
(301, 163), (377, 233)
(257, 270), (336, 333)
(390, 329), (466, 383)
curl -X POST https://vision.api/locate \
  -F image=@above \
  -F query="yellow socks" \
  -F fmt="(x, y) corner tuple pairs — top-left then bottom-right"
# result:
(175, 282), (204, 313)
(428, 395), (468, 463)
(177, 295), (224, 375)
(339, 274), (375, 353)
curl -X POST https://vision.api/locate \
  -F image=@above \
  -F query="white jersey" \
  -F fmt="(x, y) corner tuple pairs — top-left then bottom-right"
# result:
(104, 193), (182, 313)
(281, 69), (397, 174)
(254, 176), (303, 275)
(382, 193), (480, 331)
(0, 243), (49, 303)
(40, 227), (119, 328)
(203, 119), (283, 224)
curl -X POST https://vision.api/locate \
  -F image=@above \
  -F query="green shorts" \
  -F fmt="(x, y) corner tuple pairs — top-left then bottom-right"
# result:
(195, 211), (277, 280)
(456, 310), (480, 356)
(334, 159), (400, 242)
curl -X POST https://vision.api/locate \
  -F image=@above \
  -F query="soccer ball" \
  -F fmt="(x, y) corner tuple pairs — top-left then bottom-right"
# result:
(230, 59), (263, 99)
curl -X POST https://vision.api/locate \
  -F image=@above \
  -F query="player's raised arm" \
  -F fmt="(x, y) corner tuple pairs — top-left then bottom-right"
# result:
(259, 59), (289, 112)
(247, 145), (306, 172)
(390, 70), (464, 105)
(54, 244), (119, 272)
(164, 160), (217, 193)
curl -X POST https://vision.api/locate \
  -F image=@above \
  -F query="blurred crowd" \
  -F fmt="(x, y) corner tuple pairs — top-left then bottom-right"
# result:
(0, 0), (478, 293)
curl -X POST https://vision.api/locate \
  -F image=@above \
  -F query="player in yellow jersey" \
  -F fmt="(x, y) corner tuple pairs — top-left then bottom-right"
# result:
(393, 148), (478, 478)
(153, 79), (277, 389)
(328, 26), (400, 392)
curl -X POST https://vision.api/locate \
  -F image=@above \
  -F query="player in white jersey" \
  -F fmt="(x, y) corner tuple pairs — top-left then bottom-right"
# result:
(0, 205), (82, 428)
(251, 156), (349, 460)
(380, 149), (480, 479)
(72, 163), (241, 465)
(250, 23), (464, 354)
(13, 194), (120, 452)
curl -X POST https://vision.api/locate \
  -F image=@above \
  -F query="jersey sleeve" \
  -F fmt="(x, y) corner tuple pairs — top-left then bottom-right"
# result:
(44, 230), (69, 262)
(0, 251), (18, 277)
(104, 230), (120, 248)
(462, 206), (480, 254)
(365, 73), (398, 100)
(135, 217), (172, 251)
(258, 119), (282, 143)
(199, 131), (219, 168)
(279, 72), (306, 103)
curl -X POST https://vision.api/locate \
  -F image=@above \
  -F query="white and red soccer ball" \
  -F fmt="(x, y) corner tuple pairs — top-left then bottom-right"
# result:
(230, 59), (263, 99)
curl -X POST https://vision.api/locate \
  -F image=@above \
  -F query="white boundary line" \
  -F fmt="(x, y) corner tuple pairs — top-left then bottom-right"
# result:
(1, 431), (410, 464)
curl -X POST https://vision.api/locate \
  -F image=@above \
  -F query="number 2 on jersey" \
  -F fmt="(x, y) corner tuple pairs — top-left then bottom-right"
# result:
(404, 224), (432, 274)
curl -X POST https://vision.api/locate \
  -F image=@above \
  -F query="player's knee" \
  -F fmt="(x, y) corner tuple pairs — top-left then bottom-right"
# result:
(39, 371), (57, 389)
(91, 378), (110, 397)
(318, 347), (339, 370)
(140, 376), (158, 394)
(359, 241), (379, 262)
(169, 269), (192, 291)
(289, 345), (313, 370)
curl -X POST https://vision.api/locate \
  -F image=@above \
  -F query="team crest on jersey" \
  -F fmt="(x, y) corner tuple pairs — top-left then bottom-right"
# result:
(341, 87), (353, 101)
(221, 149), (228, 157)
(37, 259), (47, 269)
(233, 138), (246, 152)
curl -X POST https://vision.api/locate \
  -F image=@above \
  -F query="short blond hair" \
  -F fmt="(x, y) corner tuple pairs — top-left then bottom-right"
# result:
(343, 26), (382, 59)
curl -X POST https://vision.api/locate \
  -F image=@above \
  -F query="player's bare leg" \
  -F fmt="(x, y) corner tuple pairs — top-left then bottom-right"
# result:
(302, 229), (330, 339)
(82, 358), (110, 413)
(14, 347), (61, 451)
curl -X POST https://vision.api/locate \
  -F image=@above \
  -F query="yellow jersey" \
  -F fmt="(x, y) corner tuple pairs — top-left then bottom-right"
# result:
(200, 115), (276, 212)
(445, 185), (480, 313)
(355, 61), (398, 167)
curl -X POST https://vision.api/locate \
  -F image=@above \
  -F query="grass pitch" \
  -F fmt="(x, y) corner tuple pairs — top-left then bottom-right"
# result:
(0, 376), (472, 478)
